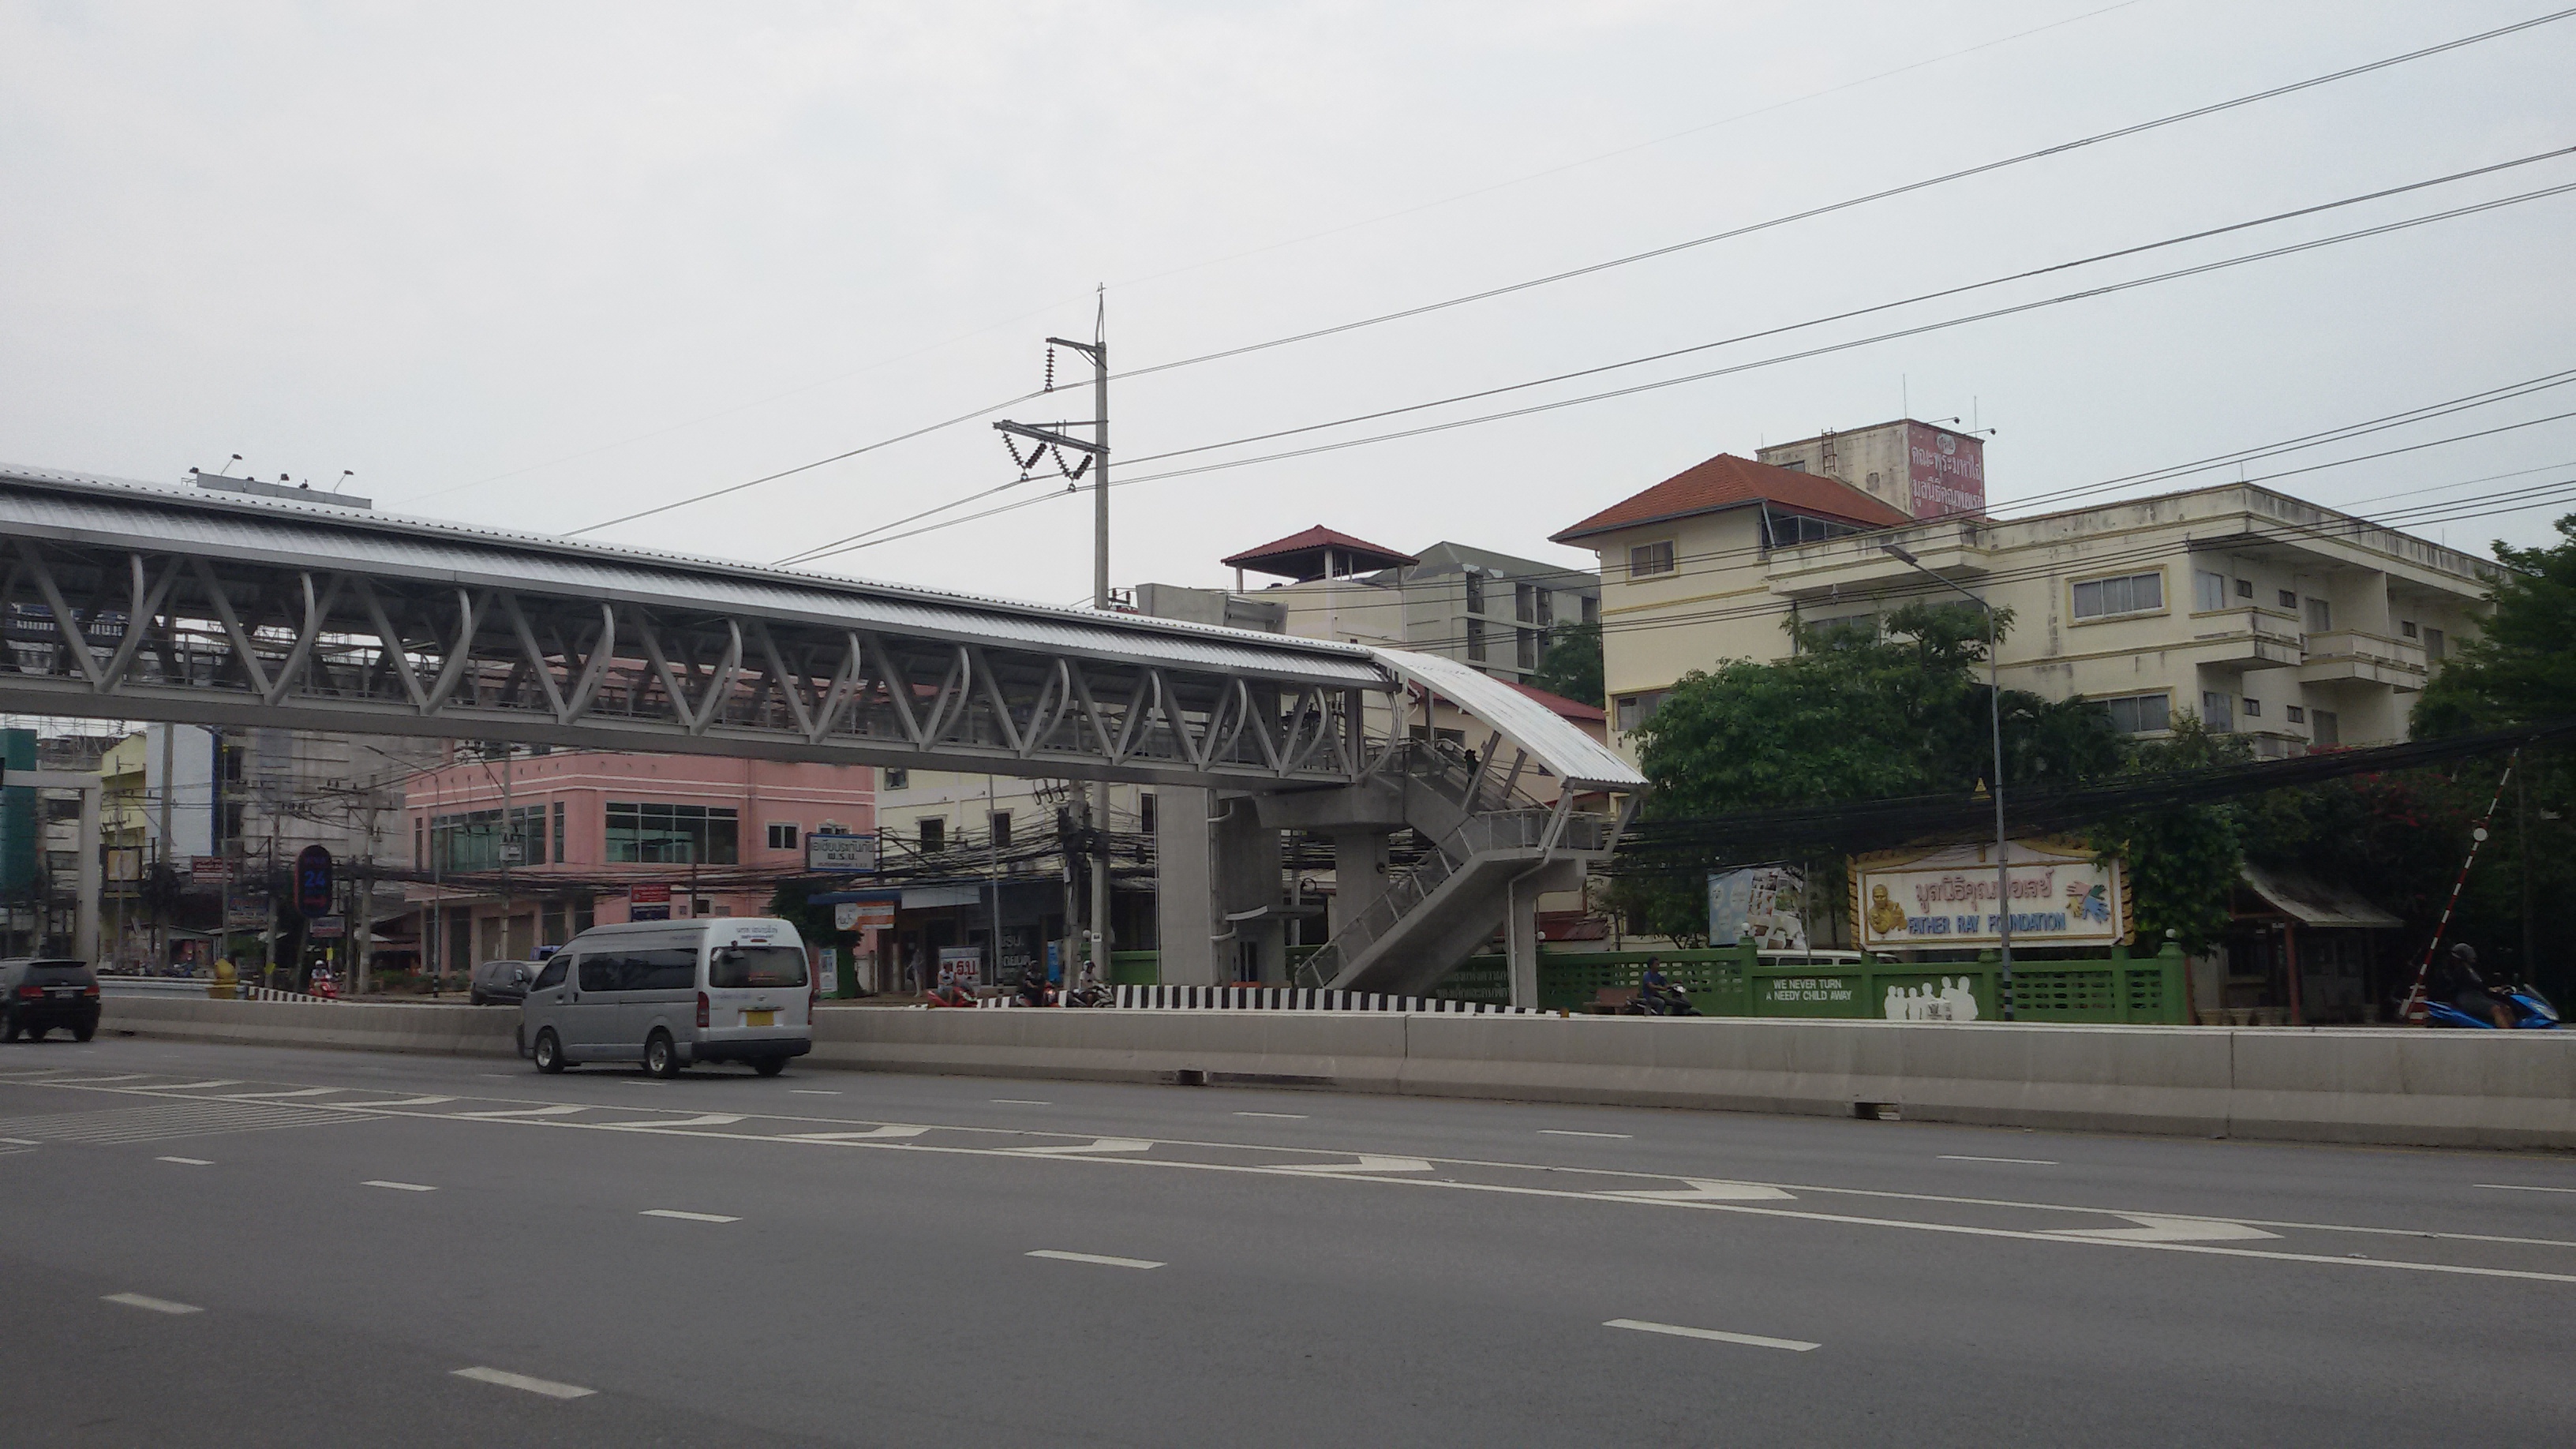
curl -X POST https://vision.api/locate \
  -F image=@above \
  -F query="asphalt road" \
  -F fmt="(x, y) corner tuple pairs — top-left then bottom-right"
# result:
(1, 1036), (2570, 1447)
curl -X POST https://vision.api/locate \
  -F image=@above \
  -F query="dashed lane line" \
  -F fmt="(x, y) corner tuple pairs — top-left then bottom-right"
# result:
(1940, 1155), (2059, 1166)
(0, 1136), (38, 1145)
(364, 1180), (437, 1193)
(1540, 1129), (1632, 1139)
(1028, 1249), (1164, 1270)
(992, 1099), (1052, 1106)
(104, 1293), (202, 1316)
(1605, 1319), (1817, 1353)
(155, 1156), (213, 1166)
(1235, 1112), (1307, 1119)
(454, 1366), (595, 1399)
(446, 1104), (591, 1119)
(2479, 1183), (2576, 1194)
(789, 1089), (841, 1095)
(216, 1087), (346, 1099)
(641, 1209), (739, 1223)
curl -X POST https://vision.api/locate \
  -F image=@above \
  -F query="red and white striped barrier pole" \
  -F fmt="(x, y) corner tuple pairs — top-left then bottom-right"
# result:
(2399, 749), (2518, 1023)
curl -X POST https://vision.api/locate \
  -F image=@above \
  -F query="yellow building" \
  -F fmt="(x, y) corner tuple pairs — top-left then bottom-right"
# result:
(1552, 451), (2496, 758)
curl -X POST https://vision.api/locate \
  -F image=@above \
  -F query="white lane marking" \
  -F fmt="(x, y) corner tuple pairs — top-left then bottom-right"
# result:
(597, 1114), (745, 1131)
(1028, 1249), (1163, 1270)
(476, 1073), (515, 1079)
(2478, 1183), (2576, 1194)
(641, 1209), (739, 1223)
(354, 1095), (458, 1108)
(1003, 1136), (1153, 1156)
(217, 1087), (344, 1099)
(788, 1089), (841, 1095)
(155, 1156), (214, 1166)
(1540, 1129), (1632, 1139)
(1271, 1154), (1436, 1174)
(781, 1125), (928, 1141)
(1606, 1178), (1795, 1203)
(1605, 1319), (1817, 1353)
(132, 1080), (241, 1091)
(992, 1099), (1051, 1105)
(446, 1103), (591, 1119)
(42, 1075), (149, 1085)
(0, 1136), (39, 1145)
(364, 1180), (437, 1193)
(1235, 1111), (1307, 1119)
(104, 1293), (202, 1316)
(621, 1080), (670, 1087)
(2053, 1214), (2282, 1244)
(1940, 1155), (2058, 1166)
(453, 1366), (595, 1399)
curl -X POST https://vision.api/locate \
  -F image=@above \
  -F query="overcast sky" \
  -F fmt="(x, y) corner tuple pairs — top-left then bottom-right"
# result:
(5, 1), (2571, 606)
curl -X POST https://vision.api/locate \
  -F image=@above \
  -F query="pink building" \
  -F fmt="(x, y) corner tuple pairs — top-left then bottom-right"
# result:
(400, 747), (872, 975)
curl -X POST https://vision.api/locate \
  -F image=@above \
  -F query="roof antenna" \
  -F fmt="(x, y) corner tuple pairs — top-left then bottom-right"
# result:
(329, 470), (354, 493)
(213, 454), (242, 477)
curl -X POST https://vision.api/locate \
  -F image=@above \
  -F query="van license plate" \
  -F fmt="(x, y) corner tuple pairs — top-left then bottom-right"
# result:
(743, 1009), (776, 1028)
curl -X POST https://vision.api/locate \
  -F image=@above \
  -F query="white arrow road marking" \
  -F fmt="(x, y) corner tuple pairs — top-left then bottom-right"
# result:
(217, 1087), (345, 1099)
(1604, 1178), (1796, 1203)
(641, 1209), (739, 1223)
(104, 1293), (202, 1316)
(1028, 1249), (1163, 1270)
(445, 1104), (592, 1119)
(1269, 1155), (1437, 1174)
(597, 1114), (745, 1131)
(1606, 1319), (1818, 1352)
(454, 1367), (595, 1399)
(2054, 1214), (2282, 1243)
(1003, 1137), (1155, 1156)
(781, 1125), (930, 1142)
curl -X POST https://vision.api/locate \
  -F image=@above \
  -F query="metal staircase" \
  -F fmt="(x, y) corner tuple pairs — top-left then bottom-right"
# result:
(1292, 737), (1619, 998)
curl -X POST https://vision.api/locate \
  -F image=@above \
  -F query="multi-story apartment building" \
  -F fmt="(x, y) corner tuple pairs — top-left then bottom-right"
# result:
(399, 747), (872, 980)
(1553, 450), (2496, 758)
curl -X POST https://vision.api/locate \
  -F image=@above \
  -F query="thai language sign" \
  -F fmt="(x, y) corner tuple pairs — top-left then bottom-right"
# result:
(1905, 421), (1986, 519)
(1850, 837), (2128, 949)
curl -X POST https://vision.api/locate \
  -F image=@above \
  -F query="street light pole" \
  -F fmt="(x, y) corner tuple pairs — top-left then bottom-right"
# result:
(1881, 542), (2013, 1020)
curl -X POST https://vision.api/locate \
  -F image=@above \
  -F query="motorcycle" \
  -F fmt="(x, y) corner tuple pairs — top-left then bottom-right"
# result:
(1064, 977), (1115, 1009)
(2422, 983), (2563, 1030)
(1622, 981), (1702, 1017)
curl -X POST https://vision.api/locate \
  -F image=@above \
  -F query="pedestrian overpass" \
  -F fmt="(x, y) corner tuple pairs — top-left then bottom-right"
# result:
(0, 462), (1642, 999)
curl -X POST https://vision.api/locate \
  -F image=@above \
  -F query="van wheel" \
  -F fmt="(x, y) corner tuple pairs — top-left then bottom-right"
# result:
(644, 1031), (680, 1079)
(73, 1023), (95, 1043)
(753, 1058), (787, 1077)
(470, 990), (486, 1006)
(533, 1028), (567, 1074)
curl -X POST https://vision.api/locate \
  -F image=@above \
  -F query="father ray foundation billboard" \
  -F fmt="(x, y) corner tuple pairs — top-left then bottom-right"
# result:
(1850, 837), (2129, 949)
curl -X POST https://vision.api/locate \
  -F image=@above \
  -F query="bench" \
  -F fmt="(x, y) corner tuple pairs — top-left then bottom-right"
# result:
(1589, 987), (1639, 1015)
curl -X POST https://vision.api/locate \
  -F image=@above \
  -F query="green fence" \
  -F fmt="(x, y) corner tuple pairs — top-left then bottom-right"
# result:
(1432, 940), (2188, 1024)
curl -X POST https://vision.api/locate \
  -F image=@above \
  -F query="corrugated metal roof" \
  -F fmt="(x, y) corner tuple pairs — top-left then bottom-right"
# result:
(0, 462), (1387, 688)
(1369, 646), (1646, 792)
(2239, 863), (2405, 929)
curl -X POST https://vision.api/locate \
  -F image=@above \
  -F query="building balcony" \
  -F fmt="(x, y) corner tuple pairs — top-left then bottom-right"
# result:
(2297, 630), (2428, 690)
(1765, 521), (1990, 599)
(2177, 609), (2304, 669)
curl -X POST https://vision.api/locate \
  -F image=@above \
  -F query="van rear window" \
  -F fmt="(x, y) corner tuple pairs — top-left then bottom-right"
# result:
(25, 964), (95, 986)
(710, 946), (807, 989)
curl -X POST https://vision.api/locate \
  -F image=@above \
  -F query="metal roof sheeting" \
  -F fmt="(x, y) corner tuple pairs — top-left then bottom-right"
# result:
(0, 463), (1386, 688)
(1368, 646), (1647, 792)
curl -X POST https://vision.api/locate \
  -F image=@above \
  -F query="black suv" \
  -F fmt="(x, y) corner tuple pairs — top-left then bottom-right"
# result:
(1, 959), (102, 1042)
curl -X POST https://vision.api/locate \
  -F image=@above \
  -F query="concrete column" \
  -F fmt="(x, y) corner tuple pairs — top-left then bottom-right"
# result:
(75, 782), (100, 968)
(1154, 785), (1219, 987)
(1330, 831), (1391, 938)
(1505, 873), (1541, 1009)
(1214, 801), (1283, 983)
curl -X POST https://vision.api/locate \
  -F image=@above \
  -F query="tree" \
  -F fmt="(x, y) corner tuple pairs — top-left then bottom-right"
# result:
(2413, 513), (2576, 736)
(2086, 714), (2247, 954)
(1530, 622), (1603, 707)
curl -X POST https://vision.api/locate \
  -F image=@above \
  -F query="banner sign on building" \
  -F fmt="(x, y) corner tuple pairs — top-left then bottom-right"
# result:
(190, 856), (233, 886)
(1707, 867), (1808, 950)
(1850, 837), (2129, 949)
(628, 882), (672, 922)
(1904, 421), (1986, 519)
(935, 946), (984, 990)
(818, 948), (838, 998)
(309, 915), (346, 940)
(805, 832), (878, 873)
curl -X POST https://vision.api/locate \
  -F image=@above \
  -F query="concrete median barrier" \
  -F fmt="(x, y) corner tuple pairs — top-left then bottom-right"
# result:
(90, 996), (2570, 1150)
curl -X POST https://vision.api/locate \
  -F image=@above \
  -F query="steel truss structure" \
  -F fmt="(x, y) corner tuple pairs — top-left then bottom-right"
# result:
(0, 466), (1390, 788)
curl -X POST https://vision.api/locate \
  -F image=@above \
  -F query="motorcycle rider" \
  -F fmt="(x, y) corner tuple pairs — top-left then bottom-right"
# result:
(2441, 942), (2514, 1029)
(1638, 957), (1679, 1015)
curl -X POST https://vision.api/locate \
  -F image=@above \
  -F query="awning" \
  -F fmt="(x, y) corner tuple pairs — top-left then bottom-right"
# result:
(1368, 646), (1648, 792)
(2240, 863), (2405, 929)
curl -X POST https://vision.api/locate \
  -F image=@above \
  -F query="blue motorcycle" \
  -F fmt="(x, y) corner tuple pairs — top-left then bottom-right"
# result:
(2422, 984), (2564, 1030)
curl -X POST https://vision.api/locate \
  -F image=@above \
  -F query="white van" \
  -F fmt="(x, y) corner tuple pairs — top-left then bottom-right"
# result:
(519, 917), (813, 1077)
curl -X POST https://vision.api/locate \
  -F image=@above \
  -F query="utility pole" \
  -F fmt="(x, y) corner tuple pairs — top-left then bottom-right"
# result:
(156, 723), (174, 971)
(995, 293), (1112, 998)
(500, 743), (515, 953)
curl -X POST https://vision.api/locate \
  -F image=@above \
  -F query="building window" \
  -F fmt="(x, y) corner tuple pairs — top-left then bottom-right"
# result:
(919, 818), (945, 854)
(2099, 694), (2171, 734)
(1767, 513), (1849, 549)
(1613, 690), (1672, 734)
(2399, 620), (2418, 638)
(2194, 571), (2226, 611)
(1865, 470), (1881, 489)
(414, 818), (424, 866)
(1581, 594), (1600, 625)
(1463, 572), (1486, 616)
(1515, 582), (1537, 623)
(1628, 541), (1676, 578)
(1139, 793), (1156, 834)
(1466, 618), (1488, 662)
(431, 808), (504, 871)
(2235, 578), (2253, 599)
(2200, 691), (2234, 732)
(552, 799), (565, 862)
(1535, 590), (1554, 628)
(766, 822), (799, 851)
(2305, 597), (2332, 633)
(2312, 710), (2340, 746)
(2278, 589), (2297, 609)
(510, 803), (546, 865)
(989, 811), (1012, 850)
(2424, 628), (2446, 661)
(2072, 571), (2163, 620)
(882, 768), (909, 790)
(1802, 612), (1876, 648)
(2242, 698), (2261, 719)
(604, 802), (739, 864)
(2286, 705), (2306, 724)
(1517, 627), (1539, 671)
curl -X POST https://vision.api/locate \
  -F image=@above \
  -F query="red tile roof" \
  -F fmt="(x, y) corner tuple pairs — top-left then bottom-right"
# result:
(1506, 680), (1606, 724)
(1549, 453), (1910, 543)
(1222, 525), (1417, 578)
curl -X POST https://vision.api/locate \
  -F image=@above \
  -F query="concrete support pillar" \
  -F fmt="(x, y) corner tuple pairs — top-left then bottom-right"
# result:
(1214, 799), (1283, 984)
(1505, 872), (1541, 1009)
(1329, 831), (1391, 938)
(74, 782), (99, 968)
(1154, 786), (1219, 987)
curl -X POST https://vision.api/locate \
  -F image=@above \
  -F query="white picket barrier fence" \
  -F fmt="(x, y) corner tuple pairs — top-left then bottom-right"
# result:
(965, 984), (1539, 1014)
